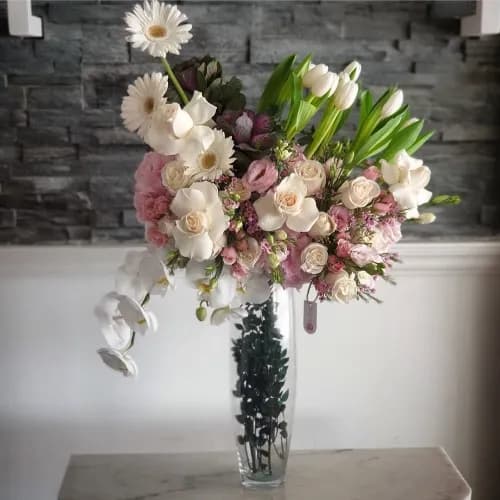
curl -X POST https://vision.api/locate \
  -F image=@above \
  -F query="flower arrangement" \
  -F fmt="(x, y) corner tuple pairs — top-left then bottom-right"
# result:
(96, 0), (459, 376)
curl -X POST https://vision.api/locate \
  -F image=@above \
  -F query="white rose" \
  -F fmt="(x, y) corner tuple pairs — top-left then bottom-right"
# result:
(294, 160), (326, 195)
(300, 242), (328, 275)
(339, 176), (380, 209)
(254, 173), (319, 232)
(171, 182), (229, 261)
(357, 270), (375, 290)
(161, 159), (189, 191)
(325, 270), (358, 304)
(309, 212), (336, 238)
(237, 237), (262, 270)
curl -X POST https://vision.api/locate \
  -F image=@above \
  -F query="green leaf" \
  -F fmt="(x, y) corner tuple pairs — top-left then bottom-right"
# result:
(359, 90), (373, 125)
(258, 54), (296, 113)
(406, 130), (435, 155)
(381, 120), (424, 161)
(295, 54), (312, 78)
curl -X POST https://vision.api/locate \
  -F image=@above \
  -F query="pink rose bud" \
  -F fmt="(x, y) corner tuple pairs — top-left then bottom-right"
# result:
(221, 246), (238, 265)
(362, 165), (380, 181)
(242, 158), (278, 194)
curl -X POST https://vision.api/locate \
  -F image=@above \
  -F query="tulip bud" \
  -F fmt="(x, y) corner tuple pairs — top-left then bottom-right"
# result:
(195, 305), (207, 321)
(417, 212), (436, 224)
(380, 89), (404, 119)
(303, 64), (328, 89)
(333, 81), (359, 111)
(311, 71), (336, 98)
(343, 60), (362, 82)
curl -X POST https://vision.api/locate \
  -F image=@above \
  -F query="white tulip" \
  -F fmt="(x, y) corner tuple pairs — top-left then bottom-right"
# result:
(343, 60), (362, 82)
(333, 79), (358, 111)
(417, 212), (436, 224)
(381, 89), (404, 118)
(97, 347), (138, 377)
(311, 71), (337, 98)
(302, 63), (328, 89)
(253, 174), (319, 232)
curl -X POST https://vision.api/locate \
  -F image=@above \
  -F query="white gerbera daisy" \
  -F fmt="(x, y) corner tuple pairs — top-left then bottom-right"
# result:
(125, 0), (193, 58)
(121, 72), (169, 138)
(183, 130), (236, 181)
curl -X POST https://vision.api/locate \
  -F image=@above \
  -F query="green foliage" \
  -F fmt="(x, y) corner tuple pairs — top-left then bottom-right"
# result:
(430, 194), (462, 206)
(381, 120), (424, 161)
(258, 54), (297, 113)
(232, 298), (290, 476)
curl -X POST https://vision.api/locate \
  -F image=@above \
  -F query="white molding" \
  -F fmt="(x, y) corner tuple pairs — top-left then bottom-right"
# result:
(0, 241), (499, 277)
(7, 0), (43, 38)
(461, 0), (500, 36)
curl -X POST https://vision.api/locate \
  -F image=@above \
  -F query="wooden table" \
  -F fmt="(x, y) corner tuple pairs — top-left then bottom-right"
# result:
(58, 448), (471, 500)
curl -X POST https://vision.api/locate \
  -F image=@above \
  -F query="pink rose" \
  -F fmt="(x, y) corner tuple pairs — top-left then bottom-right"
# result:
(336, 238), (352, 259)
(135, 152), (173, 195)
(329, 205), (351, 232)
(362, 165), (380, 181)
(242, 158), (278, 194)
(146, 224), (168, 248)
(221, 246), (237, 265)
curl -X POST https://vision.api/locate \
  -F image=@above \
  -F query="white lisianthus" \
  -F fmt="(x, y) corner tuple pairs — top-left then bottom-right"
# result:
(357, 270), (375, 290)
(237, 237), (262, 270)
(300, 242), (329, 275)
(146, 91), (217, 157)
(342, 60), (362, 82)
(380, 150), (432, 219)
(183, 129), (236, 181)
(338, 176), (381, 209)
(161, 158), (189, 192)
(117, 295), (158, 335)
(417, 212), (436, 224)
(253, 174), (319, 232)
(309, 212), (336, 238)
(97, 347), (138, 377)
(325, 270), (358, 304)
(293, 159), (326, 195)
(171, 182), (229, 261)
(349, 244), (382, 267)
(381, 89), (404, 118)
(371, 222), (402, 254)
(125, 0), (192, 58)
(238, 273), (272, 305)
(95, 292), (132, 350)
(121, 72), (169, 139)
(333, 73), (358, 111)
(302, 63), (328, 88)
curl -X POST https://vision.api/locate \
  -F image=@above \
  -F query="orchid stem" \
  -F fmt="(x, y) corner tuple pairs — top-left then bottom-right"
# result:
(161, 57), (189, 105)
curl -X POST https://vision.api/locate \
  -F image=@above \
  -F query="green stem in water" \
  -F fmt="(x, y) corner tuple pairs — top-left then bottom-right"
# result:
(161, 57), (189, 105)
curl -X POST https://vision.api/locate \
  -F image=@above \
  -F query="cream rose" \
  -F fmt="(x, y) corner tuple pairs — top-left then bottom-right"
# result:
(300, 242), (328, 275)
(325, 270), (358, 304)
(170, 182), (229, 261)
(308, 212), (336, 239)
(294, 159), (326, 195)
(161, 159), (189, 191)
(253, 174), (319, 232)
(338, 176), (380, 209)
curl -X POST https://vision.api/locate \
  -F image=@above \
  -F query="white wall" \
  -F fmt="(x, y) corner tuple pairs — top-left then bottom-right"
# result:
(1, 243), (499, 500)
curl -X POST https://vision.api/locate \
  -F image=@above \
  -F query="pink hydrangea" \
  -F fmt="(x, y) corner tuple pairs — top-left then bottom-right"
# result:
(135, 152), (173, 195)
(134, 192), (171, 223)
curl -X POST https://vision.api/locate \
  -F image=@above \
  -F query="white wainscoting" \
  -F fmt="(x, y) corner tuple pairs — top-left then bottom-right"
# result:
(1, 243), (499, 500)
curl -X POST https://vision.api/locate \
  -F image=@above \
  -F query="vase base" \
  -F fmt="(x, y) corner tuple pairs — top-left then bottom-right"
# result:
(241, 477), (284, 489)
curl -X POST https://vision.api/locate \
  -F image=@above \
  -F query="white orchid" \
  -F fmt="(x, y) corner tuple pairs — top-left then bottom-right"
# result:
(210, 306), (247, 326)
(117, 294), (158, 335)
(95, 292), (133, 350)
(97, 347), (138, 377)
(380, 150), (432, 219)
(253, 174), (319, 232)
(145, 91), (217, 157)
(171, 182), (229, 261)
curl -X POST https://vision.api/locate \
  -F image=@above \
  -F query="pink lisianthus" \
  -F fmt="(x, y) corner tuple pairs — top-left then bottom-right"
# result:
(281, 234), (311, 288)
(372, 218), (402, 253)
(362, 165), (380, 181)
(373, 192), (397, 215)
(135, 152), (173, 195)
(146, 223), (169, 248)
(242, 158), (279, 194)
(329, 205), (351, 232)
(327, 254), (344, 273)
(336, 238), (352, 258)
(221, 246), (237, 265)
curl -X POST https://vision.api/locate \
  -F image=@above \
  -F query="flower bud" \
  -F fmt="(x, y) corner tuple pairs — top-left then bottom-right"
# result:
(381, 89), (404, 118)
(417, 212), (436, 224)
(303, 64), (328, 89)
(275, 229), (288, 241)
(268, 253), (280, 269)
(195, 306), (207, 321)
(333, 81), (359, 111)
(343, 60), (362, 82)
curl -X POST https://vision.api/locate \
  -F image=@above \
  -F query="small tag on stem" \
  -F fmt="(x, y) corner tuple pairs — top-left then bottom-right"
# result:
(303, 300), (317, 334)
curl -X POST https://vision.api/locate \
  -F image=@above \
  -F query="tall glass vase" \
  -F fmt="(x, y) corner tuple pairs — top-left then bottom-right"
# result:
(230, 285), (296, 488)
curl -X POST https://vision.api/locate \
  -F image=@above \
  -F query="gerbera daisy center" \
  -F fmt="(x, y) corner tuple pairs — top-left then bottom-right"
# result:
(148, 25), (168, 39)
(143, 97), (156, 114)
(200, 152), (217, 170)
